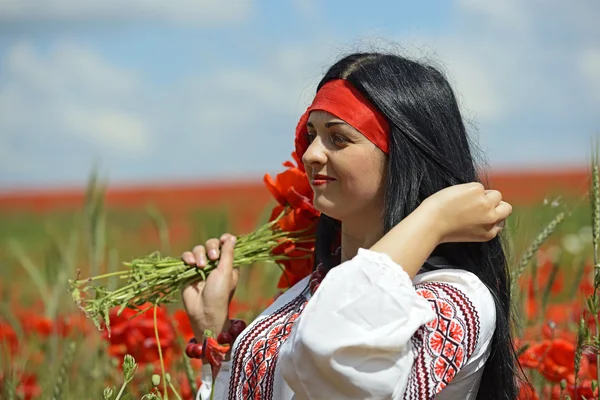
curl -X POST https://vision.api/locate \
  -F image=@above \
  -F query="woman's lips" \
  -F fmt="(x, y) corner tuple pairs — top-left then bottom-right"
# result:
(311, 174), (336, 186)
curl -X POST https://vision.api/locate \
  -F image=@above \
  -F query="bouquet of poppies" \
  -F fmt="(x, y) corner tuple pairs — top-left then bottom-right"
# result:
(68, 152), (319, 334)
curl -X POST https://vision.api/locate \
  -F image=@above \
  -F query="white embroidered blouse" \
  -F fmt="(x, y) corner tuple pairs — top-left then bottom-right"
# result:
(197, 248), (496, 400)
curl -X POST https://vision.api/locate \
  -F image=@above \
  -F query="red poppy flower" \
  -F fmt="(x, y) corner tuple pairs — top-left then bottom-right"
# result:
(55, 313), (94, 337)
(519, 339), (578, 383)
(567, 379), (597, 400)
(517, 381), (539, 400)
(0, 372), (42, 400)
(264, 157), (312, 206)
(18, 313), (54, 337)
(0, 322), (18, 355)
(264, 153), (319, 289)
(173, 310), (195, 339)
(103, 304), (177, 368)
(204, 336), (230, 378)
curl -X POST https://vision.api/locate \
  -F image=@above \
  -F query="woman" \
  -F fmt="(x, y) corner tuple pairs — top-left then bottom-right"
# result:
(181, 52), (518, 399)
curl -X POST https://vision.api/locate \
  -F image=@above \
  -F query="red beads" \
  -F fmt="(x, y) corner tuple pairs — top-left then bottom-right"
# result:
(217, 331), (233, 345)
(228, 319), (247, 340)
(185, 338), (204, 359)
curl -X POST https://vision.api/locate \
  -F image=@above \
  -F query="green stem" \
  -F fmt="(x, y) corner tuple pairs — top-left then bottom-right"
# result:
(154, 304), (169, 400)
(73, 270), (132, 283)
(168, 381), (183, 400)
(113, 381), (128, 400)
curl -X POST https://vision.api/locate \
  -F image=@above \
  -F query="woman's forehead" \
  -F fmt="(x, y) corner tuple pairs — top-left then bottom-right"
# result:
(307, 110), (345, 124)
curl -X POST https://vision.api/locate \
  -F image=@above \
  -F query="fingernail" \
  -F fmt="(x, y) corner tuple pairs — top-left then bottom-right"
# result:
(208, 250), (218, 258)
(231, 237), (236, 244)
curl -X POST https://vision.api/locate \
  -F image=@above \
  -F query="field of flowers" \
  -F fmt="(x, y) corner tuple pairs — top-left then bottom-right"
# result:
(1, 166), (599, 399)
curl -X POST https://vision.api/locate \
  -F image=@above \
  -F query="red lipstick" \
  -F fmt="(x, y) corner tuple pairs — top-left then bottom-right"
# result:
(312, 174), (336, 186)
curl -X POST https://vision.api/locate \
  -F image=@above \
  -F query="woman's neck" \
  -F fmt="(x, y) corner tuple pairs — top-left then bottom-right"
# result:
(339, 220), (384, 263)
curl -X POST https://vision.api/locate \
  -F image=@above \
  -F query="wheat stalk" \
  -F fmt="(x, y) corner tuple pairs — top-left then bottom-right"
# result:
(511, 211), (566, 284)
(50, 341), (77, 400)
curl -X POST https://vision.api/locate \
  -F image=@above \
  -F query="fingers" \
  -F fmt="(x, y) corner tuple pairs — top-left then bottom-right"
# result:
(495, 200), (513, 221)
(484, 189), (502, 206)
(217, 234), (237, 273)
(181, 251), (196, 266)
(191, 245), (207, 268)
(205, 238), (221, 261)
(485, 201), (511, 240)
(182, 233), (237, 269)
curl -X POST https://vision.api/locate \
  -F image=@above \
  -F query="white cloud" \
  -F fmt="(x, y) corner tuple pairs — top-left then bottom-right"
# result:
(6, 41), (140, 99)
(0, 38), (333, 187)
(60, 107), (151, 153)
(1, 1), (598, 188)
(0, 40), (154, 185)
(394, 1), (600, 128)
(457, 0), (533, 31)
(580, 48), (600, 103)
(0, 0), (253, 25)
(291, 0), (318, 15)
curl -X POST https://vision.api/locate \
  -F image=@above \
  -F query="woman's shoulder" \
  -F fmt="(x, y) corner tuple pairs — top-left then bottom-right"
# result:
(412, 268), (496, 350)
(413, 268), (494, 306)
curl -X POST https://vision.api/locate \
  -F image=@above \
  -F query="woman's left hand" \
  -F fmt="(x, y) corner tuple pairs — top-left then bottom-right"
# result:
(370, 182), (511, 278)
(419, 182), (511, 244)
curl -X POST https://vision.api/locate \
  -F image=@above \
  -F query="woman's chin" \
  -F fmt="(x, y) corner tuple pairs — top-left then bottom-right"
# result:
(313, 197), (342, 219)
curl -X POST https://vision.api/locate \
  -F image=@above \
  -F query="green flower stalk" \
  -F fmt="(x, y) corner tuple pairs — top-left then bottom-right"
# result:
(68, 208), (315, 334)
(111, 354), (138, 400)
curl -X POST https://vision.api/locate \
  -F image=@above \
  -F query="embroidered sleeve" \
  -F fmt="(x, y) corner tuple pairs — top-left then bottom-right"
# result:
(402, 282), (481, 400)
(278, 248), (437, 399)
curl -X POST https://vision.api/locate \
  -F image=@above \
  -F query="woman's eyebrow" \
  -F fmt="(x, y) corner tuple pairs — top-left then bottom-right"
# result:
(306, 121), (348, 128)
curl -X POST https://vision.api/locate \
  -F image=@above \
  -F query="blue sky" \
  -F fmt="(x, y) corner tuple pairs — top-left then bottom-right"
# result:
(0, 0), (598, 189)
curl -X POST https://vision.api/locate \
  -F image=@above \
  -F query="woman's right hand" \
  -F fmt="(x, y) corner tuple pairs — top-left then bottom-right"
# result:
(181, 233), (239, 342)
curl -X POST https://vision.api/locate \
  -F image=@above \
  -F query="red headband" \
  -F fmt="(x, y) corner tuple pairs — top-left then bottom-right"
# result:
(294, 79), (390, 161)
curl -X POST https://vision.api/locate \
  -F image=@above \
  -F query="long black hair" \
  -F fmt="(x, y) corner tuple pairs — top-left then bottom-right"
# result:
(312, 52), (518, 400)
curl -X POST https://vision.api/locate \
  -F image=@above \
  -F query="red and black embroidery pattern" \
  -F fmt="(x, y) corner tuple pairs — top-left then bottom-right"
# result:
(403, 282), (480, 400)
(228, 291), (308, 400)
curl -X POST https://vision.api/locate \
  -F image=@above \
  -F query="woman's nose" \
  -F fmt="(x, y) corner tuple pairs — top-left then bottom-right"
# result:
(302, 136), (327, 168)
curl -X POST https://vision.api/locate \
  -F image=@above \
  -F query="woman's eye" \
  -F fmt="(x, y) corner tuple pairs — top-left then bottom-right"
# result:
(306, 132), (316, 143)
(331, 134), (349, 145)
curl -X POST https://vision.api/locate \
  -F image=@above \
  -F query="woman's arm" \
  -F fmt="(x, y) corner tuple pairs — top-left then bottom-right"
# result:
(371, 183), (510, 278)
(369, 206), (440, 278)
(279, 183), (509, 399)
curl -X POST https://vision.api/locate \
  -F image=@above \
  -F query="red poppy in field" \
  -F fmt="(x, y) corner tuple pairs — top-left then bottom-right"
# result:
(519, 338), (589, 384)
(517, 381), (539, 400)
(172, 309), (195, 339)
(175, 372), (203, 400)
(0, 372), (41, 400)
(566, 379), (597, 400)
(55, 313), (94, 337)
(0, 322), (18, 355)
(103, 304), (177, 368)
(18, 313), (54, 337)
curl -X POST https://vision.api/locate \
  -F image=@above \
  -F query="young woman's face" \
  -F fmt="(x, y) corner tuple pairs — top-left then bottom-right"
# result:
(302, 110), (386, 222)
